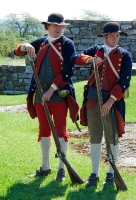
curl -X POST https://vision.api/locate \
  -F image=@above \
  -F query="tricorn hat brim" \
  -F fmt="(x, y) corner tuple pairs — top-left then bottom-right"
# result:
(98, 22), (128, 37)
(41, 21), (70, 26)
(98, 31), (127, 37)
(42, 13), (70, 26)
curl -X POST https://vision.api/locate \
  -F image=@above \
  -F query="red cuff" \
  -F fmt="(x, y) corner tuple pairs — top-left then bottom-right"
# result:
(110, 85), (124, 101)
(52, 74), (67, 88)
(14, 44), (26, 56)
(52, 74), (63, 88)
(76, 54), (92, 65)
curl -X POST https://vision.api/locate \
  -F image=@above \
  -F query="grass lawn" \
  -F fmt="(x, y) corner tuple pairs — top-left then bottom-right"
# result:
(0, 56), (25, 66)
(0, 77), (136, 200)
(0, 112), (136, 200)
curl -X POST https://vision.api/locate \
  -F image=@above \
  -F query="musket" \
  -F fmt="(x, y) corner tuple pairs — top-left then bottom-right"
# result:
(29, 56), (84, 184)
(92, 57), (127, 191)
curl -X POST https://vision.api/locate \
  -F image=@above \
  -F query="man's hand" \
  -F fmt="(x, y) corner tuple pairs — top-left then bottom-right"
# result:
(41, 87), (55, 105)
(101, 97), (115, 116)
(20, 43), (35, 57)
(95, 56), (102, 65)
(85, 57), (92, 64)
(85, 56), (103, 65)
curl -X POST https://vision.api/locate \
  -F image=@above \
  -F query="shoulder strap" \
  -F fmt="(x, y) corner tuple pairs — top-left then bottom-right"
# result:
(48, 39), (63, 61)
(88, 46), (120, 83)
(36, 42), (50, 58)
(104, 46), (120, 79)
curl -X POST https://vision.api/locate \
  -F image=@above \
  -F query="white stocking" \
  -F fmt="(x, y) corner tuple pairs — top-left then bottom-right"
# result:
(58, 138), (68, 170)
(40, 136), (51, 171)
(90, 144), (102, 177)
(108, 143), (119, 174)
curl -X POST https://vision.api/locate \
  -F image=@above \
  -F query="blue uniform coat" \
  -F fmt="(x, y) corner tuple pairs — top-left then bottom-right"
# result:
(70, 44), (132, 136)
(14, 35), (79, 122)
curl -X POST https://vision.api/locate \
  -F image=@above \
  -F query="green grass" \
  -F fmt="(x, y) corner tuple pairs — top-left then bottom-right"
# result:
(125, 75), (136, 122)
(0, 78), (136, 199)
(0, 112), (136, 200)
(0, 94), (27, 106)
(0, 56), (25, 65)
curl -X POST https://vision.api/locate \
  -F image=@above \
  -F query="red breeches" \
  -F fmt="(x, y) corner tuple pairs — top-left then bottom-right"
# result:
(35, 102), (69, 142)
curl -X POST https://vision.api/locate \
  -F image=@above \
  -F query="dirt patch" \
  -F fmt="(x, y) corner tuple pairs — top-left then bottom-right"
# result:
(1, 104), (136, 173)
(0, 104), (27, 113)
(69, 124), (136, 173)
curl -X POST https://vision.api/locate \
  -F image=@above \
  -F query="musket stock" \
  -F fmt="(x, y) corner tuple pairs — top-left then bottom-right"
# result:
(92, 58), (127, 191)
(29, 56), (84, 184)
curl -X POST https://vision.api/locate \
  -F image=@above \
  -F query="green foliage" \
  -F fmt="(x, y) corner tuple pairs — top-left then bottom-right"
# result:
(0, 12), (46, 57)
(74, 9), (113, 20)
(4, 13), (46, 38)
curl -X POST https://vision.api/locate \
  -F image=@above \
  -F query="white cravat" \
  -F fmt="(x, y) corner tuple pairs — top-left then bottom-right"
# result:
(103, 44), (118, 56)
(47, 34), (62, 42)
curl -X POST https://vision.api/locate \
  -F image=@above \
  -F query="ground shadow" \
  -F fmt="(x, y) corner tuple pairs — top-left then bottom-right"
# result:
(0, 176), (68, 200)
(66, 184), (118, 200)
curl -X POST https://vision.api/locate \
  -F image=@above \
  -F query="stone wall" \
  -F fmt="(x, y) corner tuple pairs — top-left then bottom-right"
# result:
(0, 64), (135, 94)
(0, 20), (136, 94)
(64, 20), (136, 62)
(73, 64), (136, 82)
(0, 65), (33, 94)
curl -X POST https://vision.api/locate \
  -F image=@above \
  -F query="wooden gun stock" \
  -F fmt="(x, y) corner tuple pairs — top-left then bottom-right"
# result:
(92, 58), (127, 191)
(29, 57), (84, 184)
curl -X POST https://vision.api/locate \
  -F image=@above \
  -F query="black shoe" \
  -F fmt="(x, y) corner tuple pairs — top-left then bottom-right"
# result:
(28, 167), (51, 178)
(56, 168), (65, 182)
(85, 173), (99, 187)
(103, 173), (114, 185)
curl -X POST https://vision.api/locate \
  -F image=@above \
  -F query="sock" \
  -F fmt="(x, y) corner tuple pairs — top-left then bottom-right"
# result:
(40, 136), (51, 171)
(108, 143), (119, 174)
(58, 138), (68, 170)
(90, 144), (102, 177)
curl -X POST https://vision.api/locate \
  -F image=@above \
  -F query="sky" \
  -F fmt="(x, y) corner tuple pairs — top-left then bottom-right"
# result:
(1, 0), (136, 21)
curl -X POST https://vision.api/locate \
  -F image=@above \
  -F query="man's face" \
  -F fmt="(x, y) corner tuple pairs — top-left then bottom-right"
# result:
(47, 24), (65, 38)
(103, 32), (120, 47)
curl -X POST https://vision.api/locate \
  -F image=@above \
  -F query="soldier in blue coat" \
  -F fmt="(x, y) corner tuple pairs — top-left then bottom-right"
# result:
(70, 22), (132, 187)
(14, 13), (79, 182)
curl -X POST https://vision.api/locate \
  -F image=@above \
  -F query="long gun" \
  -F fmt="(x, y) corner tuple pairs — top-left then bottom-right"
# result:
(92, 57), (127, 191)
(29, 56), (84, 184)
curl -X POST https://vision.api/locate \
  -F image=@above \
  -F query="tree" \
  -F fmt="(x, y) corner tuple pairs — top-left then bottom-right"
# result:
(73, 9), (113, 20)
(3, 13), (46, 38)
(0, 12), (46, 57)
(0, 28), (21, 57)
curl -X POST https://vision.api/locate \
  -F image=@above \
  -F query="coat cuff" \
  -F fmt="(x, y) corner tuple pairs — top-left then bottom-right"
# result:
(110, 85), (124, 101)
(51, 83), (58, 90)
(14, 44), (26, 56)
(76, 54), (92, 66)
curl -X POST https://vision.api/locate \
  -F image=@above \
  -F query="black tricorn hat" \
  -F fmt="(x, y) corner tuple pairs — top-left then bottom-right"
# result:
(41, 13), (70, 26)
(98, 22), (127, 36)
